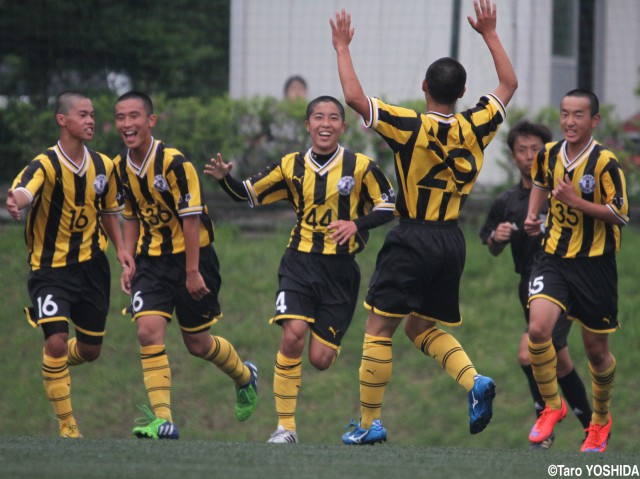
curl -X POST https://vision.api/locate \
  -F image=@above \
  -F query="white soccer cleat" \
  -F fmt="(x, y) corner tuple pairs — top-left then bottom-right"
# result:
(267, 425), (298, 444)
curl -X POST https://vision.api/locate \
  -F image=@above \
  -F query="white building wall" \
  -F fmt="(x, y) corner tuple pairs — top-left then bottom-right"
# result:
(601, 2), (640, 120)
(509, 1), (553, 113)
(231, 0), (458, 103)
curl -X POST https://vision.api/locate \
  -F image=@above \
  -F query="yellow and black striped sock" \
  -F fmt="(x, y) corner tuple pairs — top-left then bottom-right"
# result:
(273, 352), (302, 431)
(66, 337), (86, 366)
(414, 327), (477, 392)
(360, 334), (392, 429)
(204, 335), (250, 386)
(42, 352), (74, 426)
(528, 338), (561, 409)
(589, 355), (616, 425)
(140, 345), (172, 422)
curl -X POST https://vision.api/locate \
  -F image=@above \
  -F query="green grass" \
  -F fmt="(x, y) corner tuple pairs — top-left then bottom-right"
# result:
(0, 436), (638, 479)
(1, 211), (639, 472)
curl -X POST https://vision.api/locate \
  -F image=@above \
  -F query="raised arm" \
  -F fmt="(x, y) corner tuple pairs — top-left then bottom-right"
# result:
(467, 0), (518, 107)
(330, 10), (370, 123)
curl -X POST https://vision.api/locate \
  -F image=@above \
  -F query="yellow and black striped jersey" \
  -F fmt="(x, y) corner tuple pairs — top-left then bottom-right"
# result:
(114, 139), (214, 256)
(366, 94), (505, 221)
(531, 138), (629, 258)
(11, 143), (122, 270)
(242, 146), (395, 254)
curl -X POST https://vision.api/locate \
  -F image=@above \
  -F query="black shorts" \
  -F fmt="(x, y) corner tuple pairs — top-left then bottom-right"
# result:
(26, 252), (110, 345)
(519, 274), (572, 350)
(528, 252), (619, 333)
(130, 246), (222, 333)
(271, 249), (361, 350)
(365, 219), (464, 325)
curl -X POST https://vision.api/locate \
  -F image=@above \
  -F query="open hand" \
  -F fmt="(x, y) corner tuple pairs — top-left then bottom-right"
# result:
(330, 9), (355, 51)
(467, 0), (497, 35)
(552, 174), (578, 208)
(204, 153), (233, 180)
(328, 219), (357, 245)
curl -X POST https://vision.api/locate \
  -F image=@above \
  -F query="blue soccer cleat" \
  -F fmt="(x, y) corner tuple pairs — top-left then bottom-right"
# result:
(342, 419), (387, 445)
(468, 375), (496, 434)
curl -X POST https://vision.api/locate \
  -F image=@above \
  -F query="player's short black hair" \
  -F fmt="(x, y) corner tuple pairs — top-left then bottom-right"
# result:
(507, 120), (553, 151)
(306, 95), (345, 122)
(564, 88), (599, 116)
(115, 91), (154, 115)
(55, 91), (89, 116)
(425, 57), (467, 105)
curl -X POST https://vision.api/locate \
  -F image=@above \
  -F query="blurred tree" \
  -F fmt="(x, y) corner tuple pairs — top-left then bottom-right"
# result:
(0, 0), (229, 106)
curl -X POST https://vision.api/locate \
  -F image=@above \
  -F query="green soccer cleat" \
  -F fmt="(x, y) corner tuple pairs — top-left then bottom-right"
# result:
(132, 405), (179, 440)
(235, 361), (258, 421)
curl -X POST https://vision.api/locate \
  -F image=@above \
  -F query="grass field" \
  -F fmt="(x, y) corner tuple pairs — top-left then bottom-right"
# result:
(0, 208), (639, 476)
(0, 435), (638, 479)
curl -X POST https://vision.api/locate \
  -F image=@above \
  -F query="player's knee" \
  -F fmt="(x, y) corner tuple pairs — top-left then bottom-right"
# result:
(280, 334), (306, 359)
(185, 341), (209, 358)
(585, 348), (609, 368)
(80, 348), (101, 362)
(137, 325), (160, 345)
(403, 315), (434, 343)
(44, 333), (69, 358)
(282, 328), (306, 349)
(526, 324), (550, 343)
(310, 353), (335, 371)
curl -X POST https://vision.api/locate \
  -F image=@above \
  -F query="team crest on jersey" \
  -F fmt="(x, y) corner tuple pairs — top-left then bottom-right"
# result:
(579, 174), (596, 194)
(154, 174), (169, 192)
(93, 174), (107, 195)
(337, 176), (355, 195)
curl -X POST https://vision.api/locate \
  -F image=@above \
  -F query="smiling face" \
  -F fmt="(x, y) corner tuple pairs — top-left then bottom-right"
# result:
(305, 100), (346, 155)
(560, 95), (600, 150)
(114, 98), (156, 155)
(58, 98), (95, 142)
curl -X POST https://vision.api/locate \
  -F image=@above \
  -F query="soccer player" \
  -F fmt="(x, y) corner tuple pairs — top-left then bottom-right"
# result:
(479, 120), (592, 449)
(331, 0), (518, 445)
(113, 91), (258, 439)
(524, 89), (628, 453)
(5, 91), (134, 438)
(204, 95), (396, 444)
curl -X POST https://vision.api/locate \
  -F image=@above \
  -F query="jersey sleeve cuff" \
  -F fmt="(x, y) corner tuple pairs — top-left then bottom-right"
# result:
(13, 187), (34, 204)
